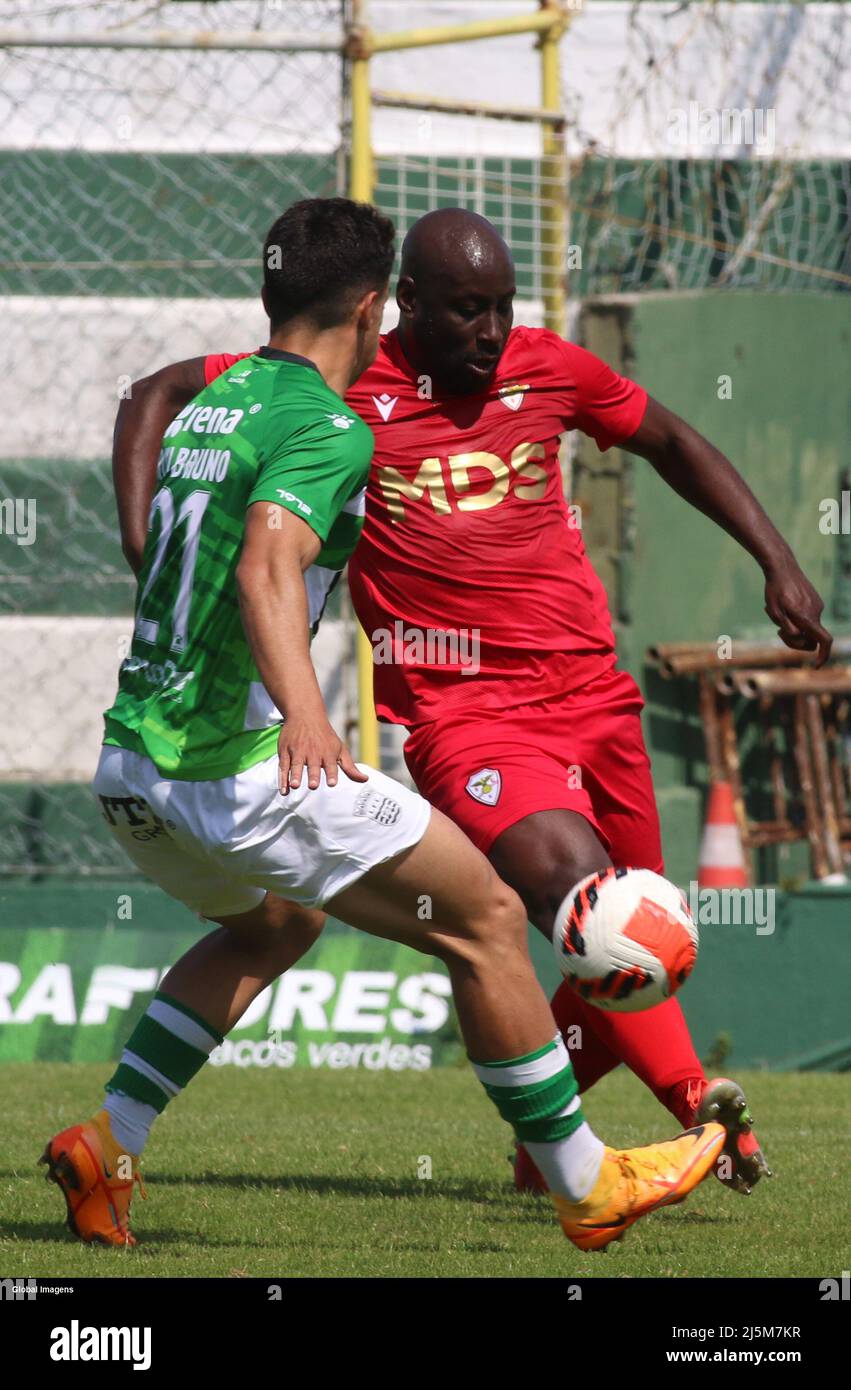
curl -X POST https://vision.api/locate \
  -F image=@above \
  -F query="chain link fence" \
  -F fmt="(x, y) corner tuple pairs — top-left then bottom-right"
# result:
(1, 0), (848, 876)
(370, 2), (849, 298)
(0, 0), (347, 874)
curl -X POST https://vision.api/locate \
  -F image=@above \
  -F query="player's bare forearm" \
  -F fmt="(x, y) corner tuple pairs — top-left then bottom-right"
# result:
(628, 398), (792, 568)
(113, 358), (206, 573)
(237, 504), (326, 720)
(236, 504), (365, 791)
(625, 396), (832, 665)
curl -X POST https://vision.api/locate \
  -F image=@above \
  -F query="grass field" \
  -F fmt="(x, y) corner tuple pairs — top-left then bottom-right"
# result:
(0, 1063), (846, 1279)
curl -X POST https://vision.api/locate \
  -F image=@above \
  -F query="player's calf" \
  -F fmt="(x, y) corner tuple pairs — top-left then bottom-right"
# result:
(164, 893), (326, 1034)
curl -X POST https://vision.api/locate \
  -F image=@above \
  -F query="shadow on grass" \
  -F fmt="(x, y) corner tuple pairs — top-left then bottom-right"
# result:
(140, 1170), (528, 1205)
(5, 1165), (520, 1203)
(1, 1205), (725, 1255)
(659, 1207), (734, 1227)
(0, 1218), (274, 1250)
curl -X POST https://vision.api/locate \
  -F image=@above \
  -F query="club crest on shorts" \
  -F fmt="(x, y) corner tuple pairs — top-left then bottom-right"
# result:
(465, 767), (501, 806)
(353, 788), (401, 826)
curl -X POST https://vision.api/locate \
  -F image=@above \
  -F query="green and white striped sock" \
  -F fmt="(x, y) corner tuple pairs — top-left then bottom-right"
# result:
(103, 992), (223, 1156)
(472, 1033), (604, 1201)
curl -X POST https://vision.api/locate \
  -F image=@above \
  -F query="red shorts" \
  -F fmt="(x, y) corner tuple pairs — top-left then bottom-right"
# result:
(403, 666), (663, 870)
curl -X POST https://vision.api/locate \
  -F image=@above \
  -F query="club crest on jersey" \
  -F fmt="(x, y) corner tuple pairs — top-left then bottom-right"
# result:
(372, 392), (398, 423)
(465, 767), (502, 806)
(497, 383), (529, 412)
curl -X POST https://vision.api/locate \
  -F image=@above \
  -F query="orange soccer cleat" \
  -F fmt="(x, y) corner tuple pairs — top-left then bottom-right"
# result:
(39, 1110), (145, 1247)
(553, 1122), (725, 1252)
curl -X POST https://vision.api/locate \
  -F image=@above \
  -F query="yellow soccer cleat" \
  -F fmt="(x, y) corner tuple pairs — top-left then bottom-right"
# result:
(553, 1122), (725, 1252)
(39, 1110), (145, 1248)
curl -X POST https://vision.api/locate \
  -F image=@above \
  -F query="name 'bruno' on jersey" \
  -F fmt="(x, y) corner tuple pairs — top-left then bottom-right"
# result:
(103, 350), (373, 781)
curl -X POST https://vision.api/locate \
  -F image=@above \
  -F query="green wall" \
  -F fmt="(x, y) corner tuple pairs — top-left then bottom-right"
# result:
(576, 291), (850, 884)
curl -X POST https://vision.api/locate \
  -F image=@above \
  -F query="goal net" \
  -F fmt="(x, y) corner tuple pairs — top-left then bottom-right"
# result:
(0, 0), (347, 875)
(1, 0), (847, 877)
(371, 1), (849, 302)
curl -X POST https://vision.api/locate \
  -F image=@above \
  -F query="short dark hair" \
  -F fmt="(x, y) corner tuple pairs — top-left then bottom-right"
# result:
(263, 197), (395, 331)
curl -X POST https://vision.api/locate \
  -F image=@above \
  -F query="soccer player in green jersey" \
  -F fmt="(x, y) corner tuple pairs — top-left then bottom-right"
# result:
(42, 198), (724, 1252)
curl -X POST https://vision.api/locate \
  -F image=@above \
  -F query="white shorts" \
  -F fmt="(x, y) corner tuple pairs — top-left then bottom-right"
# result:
(92, 744), (432, 917)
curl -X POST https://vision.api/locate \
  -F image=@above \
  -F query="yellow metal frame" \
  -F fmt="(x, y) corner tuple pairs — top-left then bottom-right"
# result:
(347, 1), (568, 767)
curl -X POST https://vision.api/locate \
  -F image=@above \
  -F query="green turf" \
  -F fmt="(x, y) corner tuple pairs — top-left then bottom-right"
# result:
(0, 1064), (845, 1278)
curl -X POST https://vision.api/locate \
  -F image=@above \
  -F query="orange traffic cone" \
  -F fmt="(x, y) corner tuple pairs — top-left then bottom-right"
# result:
(698, 781), (749, 888)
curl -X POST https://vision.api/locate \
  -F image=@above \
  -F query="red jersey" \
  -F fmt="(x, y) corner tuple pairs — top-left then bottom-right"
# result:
(204, 327), (647, 725)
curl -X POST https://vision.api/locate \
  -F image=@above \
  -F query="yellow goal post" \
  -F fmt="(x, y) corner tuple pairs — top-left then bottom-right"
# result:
(345, 0), (572, 768)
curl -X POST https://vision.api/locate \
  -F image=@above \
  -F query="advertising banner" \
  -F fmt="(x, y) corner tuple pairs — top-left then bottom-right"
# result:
(0, 920), (460, 1070)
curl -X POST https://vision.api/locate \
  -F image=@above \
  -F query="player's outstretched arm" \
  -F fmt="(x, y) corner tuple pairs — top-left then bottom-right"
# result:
(236, 502), (367, 795)
(624, 396), (832, 667)
(112, 357), (207, 574)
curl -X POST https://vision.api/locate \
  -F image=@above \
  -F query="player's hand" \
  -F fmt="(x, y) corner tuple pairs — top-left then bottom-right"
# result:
(277, 717), (368, 794)
(763, 560), (832, 668)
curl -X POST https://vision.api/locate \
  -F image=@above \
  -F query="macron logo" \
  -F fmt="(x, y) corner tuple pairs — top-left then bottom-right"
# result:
(372, 392), (398, 423)
(50, 1321), (152, 1371)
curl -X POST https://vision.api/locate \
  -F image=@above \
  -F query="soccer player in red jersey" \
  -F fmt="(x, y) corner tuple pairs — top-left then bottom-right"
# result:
(114, 208), (831, 1197)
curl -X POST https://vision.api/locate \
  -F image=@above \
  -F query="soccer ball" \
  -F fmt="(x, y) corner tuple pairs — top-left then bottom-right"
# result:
(553, 867), (698, 1012)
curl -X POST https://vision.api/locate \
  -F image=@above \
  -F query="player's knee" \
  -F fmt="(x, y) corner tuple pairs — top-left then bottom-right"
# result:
(276, 909), (326, 960)
(539, 854), (611, 932)
(540, 865), (601, 924)
(428, 879), (527, 970)
(266, 904), (326, 961)
(495, 837), (610, 933)
(267, 896), (326, 937)
(220, 897), (326, 957)
(486, 881), (529, 948)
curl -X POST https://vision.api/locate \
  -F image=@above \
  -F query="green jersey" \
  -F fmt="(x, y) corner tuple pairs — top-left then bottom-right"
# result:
(104, 350), (373, 780)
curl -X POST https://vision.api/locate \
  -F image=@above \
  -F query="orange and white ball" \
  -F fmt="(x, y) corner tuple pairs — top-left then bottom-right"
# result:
(553, 867), (699, 1012)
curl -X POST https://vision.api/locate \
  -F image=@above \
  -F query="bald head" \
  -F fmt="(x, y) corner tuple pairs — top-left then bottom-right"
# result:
(396, 209), (516, 394)
(401, 208), (514, 286)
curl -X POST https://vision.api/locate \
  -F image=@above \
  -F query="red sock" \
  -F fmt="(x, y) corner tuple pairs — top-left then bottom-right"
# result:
(666, 1076), (708, 1129)
(549, 978), (622, 1091)
(551, 981), (704, 1110)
